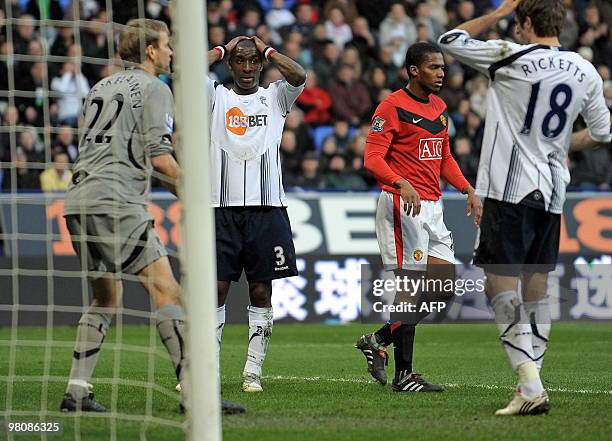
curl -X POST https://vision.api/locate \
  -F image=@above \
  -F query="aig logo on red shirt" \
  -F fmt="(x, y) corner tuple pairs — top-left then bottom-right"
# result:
(418, 138), (443, 161)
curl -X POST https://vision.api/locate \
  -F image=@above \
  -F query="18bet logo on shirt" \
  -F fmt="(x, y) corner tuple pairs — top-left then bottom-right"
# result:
(418, 138), (443, 161)
(225, 107), (268, 136)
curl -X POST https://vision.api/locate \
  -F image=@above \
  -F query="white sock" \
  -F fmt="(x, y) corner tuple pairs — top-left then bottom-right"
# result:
(523, 297), (551, 371)
(216, 305), (226, 364)
(490, 291), (535, 372)
(517, 361), (544, 398)
(243, 306), (273, 377)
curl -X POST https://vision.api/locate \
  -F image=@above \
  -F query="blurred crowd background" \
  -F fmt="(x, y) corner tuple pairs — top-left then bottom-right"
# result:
(0, 0), (610, 193)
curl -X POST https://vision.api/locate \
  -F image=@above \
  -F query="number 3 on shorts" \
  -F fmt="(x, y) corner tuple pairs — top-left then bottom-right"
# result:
(274, 246), (285, 266)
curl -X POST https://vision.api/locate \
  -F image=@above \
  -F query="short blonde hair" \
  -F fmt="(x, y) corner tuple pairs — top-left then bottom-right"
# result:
(118, 19), (169, 63)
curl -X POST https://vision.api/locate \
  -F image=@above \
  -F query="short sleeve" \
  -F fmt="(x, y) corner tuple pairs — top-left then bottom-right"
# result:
(365, 100), (399, 149)
(207, 77), (219, 109)
(143, 80), (174, 158)
(581, 74), (612, 143)
(273, 79), (305, 116)
(438, 29), (523, 78)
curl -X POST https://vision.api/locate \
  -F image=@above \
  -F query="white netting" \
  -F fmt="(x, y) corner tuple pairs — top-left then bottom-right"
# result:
(0, 1), (187, 439)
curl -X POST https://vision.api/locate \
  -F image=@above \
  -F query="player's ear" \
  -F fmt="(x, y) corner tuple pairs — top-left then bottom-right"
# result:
(408, 65), (419, 78)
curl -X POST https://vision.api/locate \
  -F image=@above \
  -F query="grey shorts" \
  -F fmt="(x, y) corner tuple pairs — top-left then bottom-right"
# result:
(65, 212), (167, 278)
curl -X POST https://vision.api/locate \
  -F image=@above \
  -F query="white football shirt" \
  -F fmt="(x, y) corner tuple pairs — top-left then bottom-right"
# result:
(207, 78), (304, 207)
(439, 29), (611, 213)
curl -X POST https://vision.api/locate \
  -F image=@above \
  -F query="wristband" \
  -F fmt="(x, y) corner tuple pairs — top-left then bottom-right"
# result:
(213, 45), (227, 60)
(263, 46), (277, 61)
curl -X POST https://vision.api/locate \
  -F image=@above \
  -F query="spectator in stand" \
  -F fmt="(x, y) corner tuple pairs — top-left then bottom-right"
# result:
(416, 23), (433, 43)
(450, 98), (471, 131)
(283, 39), (310, 69)
(320, 136), (338, 165)
(296, 70), (333, 126)
(452, 136), (479, 186)
(15, 62), (47, 123)
(265, 0), (295, 32)
(578, 3), (609, 66)
(235, 6), (261, 37)
(0, 106), (19, 161)
(327, 63), (371, 126)
(0, 41), (10, 92)
(80, 9), (110, 81)
(376, 45), (400, 85)
(51, 25), (76, 61)
(313, 39), (340, 88)
(339, 45), (362, 77)
(323, 0), (360, 26)
(415, 1), (444, 41)
(287, 151), (325, 189)
(40, 151), (72, 192)
(52, 125), (78, 161)
(365, 66), (389, 115)
(439, 68), (467, 113)
(17, 127), (44, 164)
(462, 110), (484, 153)
(324, 7), (353, 50)
(329, 118), (352, 150)
(447, 0), (476, 30)
(209, 25), (232, 83)
(559, 0), (579, 49)
(279, 130), (301, 176)
(12, 14), (37, 55)
(1, 150), (40, 190)
(281, 3), (316, 45)
(379, 3), (416, 67)
(348, 16), (378, 68)
(324, 153), (367, 190)
(51, 46), (90, 127)
(284, 109), (314, 151)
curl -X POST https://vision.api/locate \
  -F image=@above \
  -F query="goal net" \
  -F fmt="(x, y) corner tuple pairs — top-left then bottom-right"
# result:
(0, 1), (218, 440)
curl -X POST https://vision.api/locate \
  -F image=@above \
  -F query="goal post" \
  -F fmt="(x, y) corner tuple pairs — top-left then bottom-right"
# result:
(172, 1), (222, 440)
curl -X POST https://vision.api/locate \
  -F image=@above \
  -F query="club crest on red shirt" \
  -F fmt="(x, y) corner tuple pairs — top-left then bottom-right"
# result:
(440, 114), (447, 127)
(371, 116), (386, 132)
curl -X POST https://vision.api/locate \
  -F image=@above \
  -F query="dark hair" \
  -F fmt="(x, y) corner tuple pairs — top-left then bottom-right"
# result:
(516, 0), (565, 38)
(230, 38), (262, 61)
(404, 42), (442, 78)
(118, 19), (169, 63)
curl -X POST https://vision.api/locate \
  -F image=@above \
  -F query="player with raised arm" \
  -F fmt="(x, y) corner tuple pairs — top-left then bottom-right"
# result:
(60, 19), (244, 415)
(355, 42), (482, 393)
(438, 0), (611, 415)
(206, 36), (306, 392)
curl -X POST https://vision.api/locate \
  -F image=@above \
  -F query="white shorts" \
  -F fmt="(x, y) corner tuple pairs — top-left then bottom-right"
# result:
(375, 190), (455, 271)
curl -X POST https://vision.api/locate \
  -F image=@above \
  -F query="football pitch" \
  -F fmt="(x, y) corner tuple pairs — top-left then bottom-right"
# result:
(1, 323), (610, 441)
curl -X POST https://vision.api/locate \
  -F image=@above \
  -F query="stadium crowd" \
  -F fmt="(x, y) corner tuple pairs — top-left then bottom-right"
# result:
(0, 0), (610, 192)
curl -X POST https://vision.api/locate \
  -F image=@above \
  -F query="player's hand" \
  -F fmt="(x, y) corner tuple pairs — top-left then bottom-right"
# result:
(225, 35), (249, 54)
(250, 36), (268, 54)
(397, 179), (421, 217)
(465, 186), (483, 226)
(496, 0), (521, 17)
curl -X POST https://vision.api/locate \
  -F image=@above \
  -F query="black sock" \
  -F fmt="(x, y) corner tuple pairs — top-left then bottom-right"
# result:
(374, 322), (395, 346)
(392, 324), (416, 381)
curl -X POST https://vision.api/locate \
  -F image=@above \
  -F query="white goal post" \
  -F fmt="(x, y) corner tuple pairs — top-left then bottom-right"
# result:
(173, 1), (222, 441)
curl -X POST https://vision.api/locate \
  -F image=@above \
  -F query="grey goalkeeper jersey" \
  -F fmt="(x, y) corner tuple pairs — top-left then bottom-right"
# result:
(64, 68), (174, 216)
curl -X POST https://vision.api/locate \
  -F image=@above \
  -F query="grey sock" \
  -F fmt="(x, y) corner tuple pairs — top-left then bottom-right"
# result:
(66, 308), (112, 399)
(156, 304), (186, 383)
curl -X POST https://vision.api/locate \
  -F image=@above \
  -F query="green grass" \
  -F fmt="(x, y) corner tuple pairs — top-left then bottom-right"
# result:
(1, 323), (611, 440)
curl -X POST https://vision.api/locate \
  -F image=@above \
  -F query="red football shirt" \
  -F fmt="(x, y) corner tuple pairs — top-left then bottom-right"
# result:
(365, 88), (469, 200)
